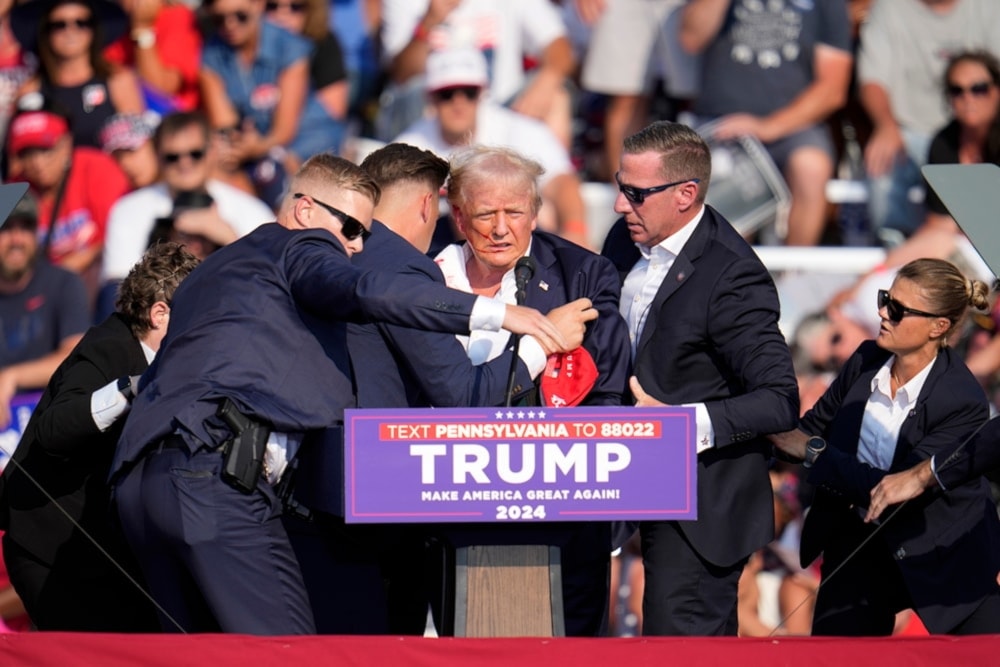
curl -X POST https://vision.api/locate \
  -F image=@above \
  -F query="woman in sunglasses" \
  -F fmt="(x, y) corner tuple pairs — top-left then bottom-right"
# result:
(264, 0), (348, 160)
(771, 257), (1000, 636)
(10, 0), (144, 149)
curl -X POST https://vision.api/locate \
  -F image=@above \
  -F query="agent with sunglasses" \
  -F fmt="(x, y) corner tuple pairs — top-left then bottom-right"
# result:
(771, 258), (1000, 635)
(108, 153), (575, 635)
(601, 121), (800, 636)
(101, 111), (273, 314)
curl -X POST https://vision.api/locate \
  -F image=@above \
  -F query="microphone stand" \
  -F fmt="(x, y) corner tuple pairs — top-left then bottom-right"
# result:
(504, 284), (527, 408)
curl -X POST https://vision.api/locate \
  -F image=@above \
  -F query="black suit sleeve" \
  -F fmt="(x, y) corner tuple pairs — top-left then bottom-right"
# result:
(31, 340), (126, 459)
(287, 237), (477, 333)
(575, 254), (631, 406)
(703, 256), (799, 443)
(936, 417), (1000, 489)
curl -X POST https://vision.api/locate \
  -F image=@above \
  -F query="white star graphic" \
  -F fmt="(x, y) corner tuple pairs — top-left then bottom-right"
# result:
(517, 411), (525, 419)
(495, 411), (504, 419)
(527, 410), (536, 418)
(538, 410), (546, 419)
(506, 411), (515, 419)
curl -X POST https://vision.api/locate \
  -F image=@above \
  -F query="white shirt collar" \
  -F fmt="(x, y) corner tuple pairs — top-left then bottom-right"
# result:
(637, 205), (705, 260)
(870, 353), (937, 405)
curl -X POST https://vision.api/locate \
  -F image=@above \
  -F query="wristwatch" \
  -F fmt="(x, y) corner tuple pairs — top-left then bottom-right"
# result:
(117, 375), (135, 403)
(803, 436), (827, 468)
(131, 28), (156, 49)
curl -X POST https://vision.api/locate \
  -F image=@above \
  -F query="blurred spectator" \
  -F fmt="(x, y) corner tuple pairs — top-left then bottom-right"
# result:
(396, 49), (589, 247)
(679, 0), (853, 246)
(576, 0), (694, 182)
(10, 0), (145, 149)
(198, 0), (310, 208)
(858, 0), (1000, 238)
(330, 0), (380, 130)
(0, 0), (36, 143)
(379, 0), (575, 147)
(104, 0), (202, 114)
(101, 112), (271, 298)
(0, 242), (197, 632)
(0, 193), (89, 430)
(265, 0), (349, 159)
(99, 112), (158, 189)
(4, 105), (130, 296)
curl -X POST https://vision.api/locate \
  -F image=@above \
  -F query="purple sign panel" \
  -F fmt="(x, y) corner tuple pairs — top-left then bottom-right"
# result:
(344, 406), (696, 523)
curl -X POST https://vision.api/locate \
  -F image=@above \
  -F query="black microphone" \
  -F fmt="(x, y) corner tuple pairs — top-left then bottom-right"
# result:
(514, 256), (536, 305)
(505, 256), (536, 406)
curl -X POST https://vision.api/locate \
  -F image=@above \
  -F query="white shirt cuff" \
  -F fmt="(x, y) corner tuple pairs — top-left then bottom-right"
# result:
(518, 336), (548, 378)
(930, 455), (946, 491)
(91, 379), (130, 432)
(684, 402), (715, 453)
(471, 296), (506, 332)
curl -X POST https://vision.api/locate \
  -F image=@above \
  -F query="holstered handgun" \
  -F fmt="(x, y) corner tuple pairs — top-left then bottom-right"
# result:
(216, 397), (269, 494)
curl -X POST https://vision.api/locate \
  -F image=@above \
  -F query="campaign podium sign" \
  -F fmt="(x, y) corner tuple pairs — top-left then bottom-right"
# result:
(343, 406), (697, 524)
(343, 405), (696, 636)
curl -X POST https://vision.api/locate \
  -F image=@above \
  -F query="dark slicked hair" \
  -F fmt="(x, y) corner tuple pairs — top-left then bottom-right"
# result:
(360, 143), (450, 192)
(153, 111), (211, 153)
(117, 242), (200, 339)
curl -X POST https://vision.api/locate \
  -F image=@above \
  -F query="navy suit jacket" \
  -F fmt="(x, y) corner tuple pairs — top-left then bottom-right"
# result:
(110, 223), (480, 480)
(602, 206), (799, 566)
(800, 341), (1000, 633)
(0, 313), (146, 567)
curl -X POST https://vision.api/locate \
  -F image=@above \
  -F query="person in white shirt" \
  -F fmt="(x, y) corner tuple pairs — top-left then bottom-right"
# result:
(396, 48), (589, 247)
(101, 111), (273, 288)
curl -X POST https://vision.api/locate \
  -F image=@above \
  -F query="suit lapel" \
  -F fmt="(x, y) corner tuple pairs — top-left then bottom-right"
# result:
(523, 236), (565, 312)
(890, 351), (947, 470)
(634, 208), (714, 358)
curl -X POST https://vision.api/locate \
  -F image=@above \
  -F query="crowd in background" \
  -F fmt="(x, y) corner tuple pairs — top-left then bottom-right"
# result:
(2, 0), (1000, 636)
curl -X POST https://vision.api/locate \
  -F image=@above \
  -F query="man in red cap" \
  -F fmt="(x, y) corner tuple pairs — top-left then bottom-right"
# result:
(5, 105), (130, 298)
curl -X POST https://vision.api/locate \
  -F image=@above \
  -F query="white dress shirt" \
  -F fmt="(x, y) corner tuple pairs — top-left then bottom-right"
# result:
(619, 206), (714, 453)
(858, 354), (936, 470)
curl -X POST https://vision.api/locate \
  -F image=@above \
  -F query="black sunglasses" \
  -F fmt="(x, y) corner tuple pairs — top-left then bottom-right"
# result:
(211, 10), (251, 27)
(294, 193), (370, 241)
(432, 86), (481, 102)
(946, 80), (993, 99)
(615, 172), (700, 205)
(265, 1), (306, 11)
(162, 149), (206, 164)
(877, 289), (946, 323)
(46, 17), (94, 32)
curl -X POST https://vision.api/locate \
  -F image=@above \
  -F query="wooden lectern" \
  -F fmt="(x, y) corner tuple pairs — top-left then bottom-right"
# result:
(453, 545), (564, 637)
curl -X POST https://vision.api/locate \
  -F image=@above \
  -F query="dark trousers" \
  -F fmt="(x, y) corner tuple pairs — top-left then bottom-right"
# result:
(115, 440), (315, 634)
(284, 513), (429, 635)
(639, 521), (746, 636)
(3, 533), (159, 632)
(812, 514), (1000, 636)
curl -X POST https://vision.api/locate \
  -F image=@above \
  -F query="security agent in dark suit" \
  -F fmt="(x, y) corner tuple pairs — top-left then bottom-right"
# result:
(601, 121), (799, 636)
(0, 243), (198, 631)
(108, 154), (573, 635)
(285, 144), (597, 634)
(773, 259), (1000, 635)
(429, 146), (632, 636)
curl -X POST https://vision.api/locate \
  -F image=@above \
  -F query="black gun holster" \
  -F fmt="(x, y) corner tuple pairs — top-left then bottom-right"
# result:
(216, 397), (270, 494)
